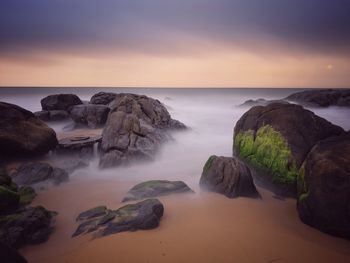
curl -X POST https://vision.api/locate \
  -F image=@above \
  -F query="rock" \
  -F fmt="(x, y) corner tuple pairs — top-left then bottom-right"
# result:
(90, 92), (117, 105)
(41, 94), (83, 111)
(233, 103), (344, 196)
(76, 206), (107, 221)
(72, 199), (164, 238)
(56, 159), (88, 174)
(100, 94), (186, 168)
(0, 206), (54, 248)
(0, 102), (58, 158)
(285, 89), (350, 107)
(0, 242), (28, 263)
(297, 133), (350, 239)
(122, 180), (194, 202)
(11, 162), (68, 187)
(70, 104), (110, 128)
(199, 155), (259, 198)
(56, 135), (101, 158)
(239, 98), (289, 107)
(49, 110), (69, 121)
(34, 110), (50, 121)
(0, 186), (20, 214)
(18, 186), (36, 206)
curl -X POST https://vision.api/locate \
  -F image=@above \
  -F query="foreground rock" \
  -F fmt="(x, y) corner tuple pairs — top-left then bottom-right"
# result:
(99, 93), (186, 168)
(0, 242), (27, 263)
(122, 180), (193, 202)
(297, 133), (350, 239)
(72, 199), (164, 238)
(233, 103), (344, 196)
(200, 155), (259, 198)
(285, 89), (350, 107)
(41, 94), (83, 111)
(0, 102), (58, 158)
(11, 162), (68, 188)
(70, 104), (110, 128)
(56, 135), (102, 158)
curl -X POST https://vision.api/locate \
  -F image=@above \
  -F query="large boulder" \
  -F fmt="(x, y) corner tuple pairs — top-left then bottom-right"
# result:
(0, 102), (58, 158)
(72, 199), (164, 238)
(90, 92), (117, 105)
(285, 89), (350, 107)
(0, 206), (54, 248)
(99, 94), (186, 168)
(122, 180), (194, 202)
(233, 103), (344, 195)
(70, 104), (110, 128)
(200, 155), (259, 198)
(297, 133), (350, 239)
(41, 94), (82, 111)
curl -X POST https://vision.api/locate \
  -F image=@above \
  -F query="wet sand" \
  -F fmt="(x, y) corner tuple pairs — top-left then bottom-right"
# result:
(20, 175), (350, 263)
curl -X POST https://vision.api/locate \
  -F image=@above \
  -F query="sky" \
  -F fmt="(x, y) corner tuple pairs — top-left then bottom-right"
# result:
(0, 0), (350, 88)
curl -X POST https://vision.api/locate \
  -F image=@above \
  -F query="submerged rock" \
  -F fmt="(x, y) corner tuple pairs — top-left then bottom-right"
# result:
(11, 162), (68, 187)
(56, 135), (101, 158)
(285, 89), (350, 107)
(297, 133), (350, 239)
(72, 199), (164, 238)
(99, 93), (186, 168)
(233, 103), (344, 196)
(41, 94), (83, 111)
(0, 102), (58, 158)
(200, 155), (259, 198)
(122, 180), (194, 202)
(70, 104), (110, 128)
(76, 206), (107, 221)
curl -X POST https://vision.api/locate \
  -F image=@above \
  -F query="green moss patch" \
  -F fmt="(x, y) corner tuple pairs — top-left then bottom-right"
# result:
(297, 164), (310, 202)
(203, 155), (215, 174)
(234, 125), (298, 184)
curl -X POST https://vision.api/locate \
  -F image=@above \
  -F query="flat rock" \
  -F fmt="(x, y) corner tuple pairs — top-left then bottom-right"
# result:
(41, 94), (83, 111)
(56, 135), (101, 158)
(72, 199), (164, 238)
(0, 102), (58, 158)
(297, 133), (350, 239)
(122, 180), (194, 202)
(200, 155), (259, 198)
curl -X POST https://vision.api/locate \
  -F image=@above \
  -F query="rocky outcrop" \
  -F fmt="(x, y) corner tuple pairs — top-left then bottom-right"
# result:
(233, 103), (344, 195)
(90, 92), (117, 105)
(56, 135), (101, 158)
(70, 104), (110, 128)
(200, 156), (259, 198)
(0, 102), (58, 158)
(285, 89), (350, 107)
(41, 94), (83, 111)
(99, 94), (186, 168)
(122, 180), (194, 202)
(297, 133), (350, 239)
(11, 162), (68, 187)
(72, 199), (164, 238)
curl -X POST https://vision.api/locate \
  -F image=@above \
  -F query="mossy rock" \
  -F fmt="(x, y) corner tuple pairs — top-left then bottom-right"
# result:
(0, 186), (20, 214)
(233, 103), (344, 196)
(18, 186), (37, 206)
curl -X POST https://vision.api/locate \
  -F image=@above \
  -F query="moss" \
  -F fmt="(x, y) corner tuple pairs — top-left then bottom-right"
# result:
(297, 164), (310, 202)
(18, 186), (37, 206)
(203, 155), (215, 174)
(234, 125), (298, 184)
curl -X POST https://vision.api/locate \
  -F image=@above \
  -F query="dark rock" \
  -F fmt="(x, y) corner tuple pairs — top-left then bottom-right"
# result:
(76, 206), (107, 221)
(0, 242), (28, 263)
(0, 102), (58, 158)
(70, 104), (110, 128)
(100, 94), (186, 168)
(233, 103), (344, 196)
(18, 186), (36, 206)
(49, 110), (69, 121)
(34, 110), (50, 121)
(56, 159), (88, 174)
(297, 133), (350, 239)
(239, 98), (289, 107)
(72, 199), (164, 237)
(285, 89), (350, 107)
(200, 155), (259, 198)
(0, 186), (20, 214)
(56, 135), (101, 158)
(122, 180), (194, 202)
(0, 206), (54, 248)
(11, 162), (68, 187)
(90, 92), (117, 105)
(41, 94), (83, 111)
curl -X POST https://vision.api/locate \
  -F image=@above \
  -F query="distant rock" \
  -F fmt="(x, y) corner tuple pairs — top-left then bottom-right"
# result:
(285, 89), (350, 107)
(200, 155), (259, 198)
(56, 135), (101, 158)
(233, 103), (344, 196)
(11, 162), (68, 187)
(99, 94), (186, 168)
(41, 94), (83, 111)
(34, 110), (70, 122)
(297, 133), (350, 239)
(0, 242), (27, 263)
(70, 104), (110, 128)
(72, 199), (164, 238)
(90, 92), (118, 105)
(122, 180), (194, 202)
(0, 102), (58, 158)
(239, 98), (289, 107)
